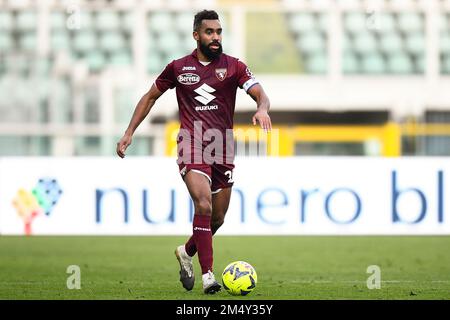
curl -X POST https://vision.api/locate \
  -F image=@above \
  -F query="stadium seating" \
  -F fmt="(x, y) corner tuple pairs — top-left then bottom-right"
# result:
(15, 7), (441, 76)
(47, 10), (133, 73)
(85, 51), (106, 72)
(0, 32), (13, 52)
(79, 11), (94, 29)
(289, 13), (317, 33)
(376, 13), (397, 34)
(344, 12), (367, 33)
(50, 12), (66, 30)
(442, 54), (450, 74)
(0, 11), (14, 30)
(99, 32), (127, 53)
(415, 54), (425, 73)
(147, 53), (164, 74)
(386, 52), (414, 73)
(397, 12), (424, 33)
(0, 6), (447, 77)
(19, 32), (37, 52)
(405, 32), (425, 55)
(122, 11), (135, 32)
(16, 11), (36, 31)
(442, 28), (450, 74)
(440, 14), (450, 74)
(352, 32), (378, 54)
(296, 30), (326, 54)
(1, 1), (450, 158)
(73, 31), (97, 53)
(148, 12), (173, 34)
(360, 52), (386, 74)
(109, 50), (132, 67)
(51, 31), (71, 52)
(346, 13), (424, 74)
(342, 51), (359, 73)
(305, 52), (327, 73)
(379, 33), (404, 54)
(288, 12), (328, 73)
(284, 9), (432, 74)
(96, 11), (121, 31)
(155, 32), (181, 55)
(175, 12), (196, 36)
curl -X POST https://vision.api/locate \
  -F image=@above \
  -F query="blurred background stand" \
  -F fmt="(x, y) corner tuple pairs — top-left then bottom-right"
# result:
(0, 0), (450, 157)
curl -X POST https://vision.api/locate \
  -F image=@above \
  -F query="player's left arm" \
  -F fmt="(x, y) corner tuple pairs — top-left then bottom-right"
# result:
(248, 84), (272, 132)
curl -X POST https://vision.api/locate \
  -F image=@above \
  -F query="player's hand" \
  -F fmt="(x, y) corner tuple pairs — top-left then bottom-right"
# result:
(252, 110), (272, 132)
(116, 134), (132, 158)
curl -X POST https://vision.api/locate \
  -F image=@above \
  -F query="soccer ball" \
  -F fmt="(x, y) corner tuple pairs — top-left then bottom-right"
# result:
(222, 261), (257, 296)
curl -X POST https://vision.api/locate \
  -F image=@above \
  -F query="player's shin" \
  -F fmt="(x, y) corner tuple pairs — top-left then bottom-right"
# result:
(184, 216), (223, 257)
(192, 214), (213, 274)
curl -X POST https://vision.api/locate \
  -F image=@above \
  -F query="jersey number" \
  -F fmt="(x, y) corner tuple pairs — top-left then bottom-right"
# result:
(225, 170), (234, 183)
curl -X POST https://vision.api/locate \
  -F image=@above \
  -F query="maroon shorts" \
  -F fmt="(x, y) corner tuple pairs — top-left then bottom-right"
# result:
(178, 163), (235, 193)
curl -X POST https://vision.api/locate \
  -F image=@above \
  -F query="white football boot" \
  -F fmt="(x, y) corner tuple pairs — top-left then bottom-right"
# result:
(175, 245), (195, 291)
(202, 270), (221, 294)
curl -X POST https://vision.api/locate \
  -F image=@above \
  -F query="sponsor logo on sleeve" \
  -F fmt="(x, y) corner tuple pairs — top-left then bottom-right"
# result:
(245, 67), (255, 78)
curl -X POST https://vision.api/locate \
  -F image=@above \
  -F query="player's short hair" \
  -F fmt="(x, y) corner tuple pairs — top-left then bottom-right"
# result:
(193, 10), (220, 32)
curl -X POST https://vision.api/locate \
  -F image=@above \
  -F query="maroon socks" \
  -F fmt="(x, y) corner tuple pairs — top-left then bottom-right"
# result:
(189, 214), (213, 274)
(185, 235), (197, 257)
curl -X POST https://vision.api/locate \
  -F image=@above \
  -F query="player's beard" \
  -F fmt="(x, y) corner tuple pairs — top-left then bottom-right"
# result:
(199, 40), (223, 61)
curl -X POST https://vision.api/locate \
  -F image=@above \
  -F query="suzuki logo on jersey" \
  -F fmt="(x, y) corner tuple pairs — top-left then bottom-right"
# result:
(194, 83), (216, 105)
(178, 73), (200, 85)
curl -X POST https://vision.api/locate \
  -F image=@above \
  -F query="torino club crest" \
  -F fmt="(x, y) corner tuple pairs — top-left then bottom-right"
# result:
(215, 68), (227, 81)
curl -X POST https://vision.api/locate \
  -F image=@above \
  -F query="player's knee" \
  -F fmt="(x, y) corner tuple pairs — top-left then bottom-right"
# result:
(194, 197), (212, 215)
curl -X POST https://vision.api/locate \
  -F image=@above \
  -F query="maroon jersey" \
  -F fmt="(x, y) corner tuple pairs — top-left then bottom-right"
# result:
(154, 50), (258, 164)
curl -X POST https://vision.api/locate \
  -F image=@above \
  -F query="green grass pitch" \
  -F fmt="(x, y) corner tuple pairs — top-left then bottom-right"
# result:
(0, 236), (449, 300)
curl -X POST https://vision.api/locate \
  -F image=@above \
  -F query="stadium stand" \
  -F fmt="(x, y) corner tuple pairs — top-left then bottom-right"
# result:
(0, 0), (450, 156)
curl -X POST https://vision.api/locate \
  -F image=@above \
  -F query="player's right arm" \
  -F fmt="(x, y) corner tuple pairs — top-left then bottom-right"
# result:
(116, 84), (163, 158)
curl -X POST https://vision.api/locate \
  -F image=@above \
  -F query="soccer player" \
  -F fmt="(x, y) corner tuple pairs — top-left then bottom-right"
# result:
(116, 10), (271, 294)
